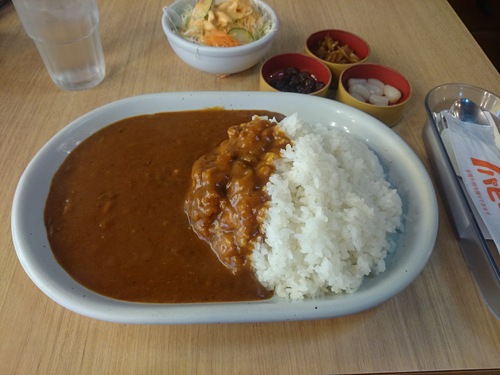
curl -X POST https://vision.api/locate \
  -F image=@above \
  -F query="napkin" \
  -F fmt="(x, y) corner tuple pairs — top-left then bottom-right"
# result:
(443, 111), (500, 254)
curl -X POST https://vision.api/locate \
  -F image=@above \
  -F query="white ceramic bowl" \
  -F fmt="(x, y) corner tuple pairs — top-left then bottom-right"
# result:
(12, 92), (438, 324)
(162, 0), (279, 75)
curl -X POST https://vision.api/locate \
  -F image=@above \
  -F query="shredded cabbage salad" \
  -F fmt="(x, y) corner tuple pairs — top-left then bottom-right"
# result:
(179, 0), (273, 47)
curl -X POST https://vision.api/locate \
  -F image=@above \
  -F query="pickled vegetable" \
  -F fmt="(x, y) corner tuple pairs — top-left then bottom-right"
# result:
(347, 78), (402, 106)
(315, 35), (360, 64)
(268, 67), (325, 94)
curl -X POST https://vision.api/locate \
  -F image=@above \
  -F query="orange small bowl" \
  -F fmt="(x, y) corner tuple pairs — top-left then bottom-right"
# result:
(305, 29), (370, 83)
(259, 53), (332, 97)
(336, 63), (412, 127)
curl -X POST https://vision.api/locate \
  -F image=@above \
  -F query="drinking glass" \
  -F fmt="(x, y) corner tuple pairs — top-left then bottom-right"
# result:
(12, 0), (106, 90)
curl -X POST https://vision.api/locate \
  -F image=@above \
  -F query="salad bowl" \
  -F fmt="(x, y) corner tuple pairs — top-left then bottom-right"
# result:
(162, 0), (279, 75)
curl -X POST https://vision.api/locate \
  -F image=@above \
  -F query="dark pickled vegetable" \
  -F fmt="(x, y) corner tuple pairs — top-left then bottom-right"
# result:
(268, 67), (325, 94)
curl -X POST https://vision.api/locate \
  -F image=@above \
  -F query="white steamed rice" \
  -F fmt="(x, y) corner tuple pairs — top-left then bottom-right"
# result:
(251, 114), (403, 300)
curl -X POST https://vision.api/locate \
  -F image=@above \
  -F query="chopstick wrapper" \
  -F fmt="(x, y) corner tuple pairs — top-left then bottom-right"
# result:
(445, 112), (500, 253)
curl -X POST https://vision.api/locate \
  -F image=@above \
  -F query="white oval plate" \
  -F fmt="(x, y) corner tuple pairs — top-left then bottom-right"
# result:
(11, 92), (438, 324)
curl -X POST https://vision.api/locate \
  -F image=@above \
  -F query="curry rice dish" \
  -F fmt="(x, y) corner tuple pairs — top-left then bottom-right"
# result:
(44, 109), (403, 303)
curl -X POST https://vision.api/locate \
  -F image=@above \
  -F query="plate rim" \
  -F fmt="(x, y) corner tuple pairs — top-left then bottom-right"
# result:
(11, 91), (438, 324)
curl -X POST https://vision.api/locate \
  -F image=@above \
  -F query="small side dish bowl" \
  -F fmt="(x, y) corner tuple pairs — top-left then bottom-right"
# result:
(305, 29), (370, 83)
(162, 0), (279, 75)
(260, 53), (332, 97)
(336, 63), (412, 127)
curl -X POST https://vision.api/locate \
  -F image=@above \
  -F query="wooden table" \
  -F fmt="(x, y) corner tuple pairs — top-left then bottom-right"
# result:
(1, 0), (499, 373)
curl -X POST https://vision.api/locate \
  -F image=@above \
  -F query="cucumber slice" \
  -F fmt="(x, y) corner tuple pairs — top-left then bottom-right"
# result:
(191, 0), (213, 21)
(227, 28), (254, 44)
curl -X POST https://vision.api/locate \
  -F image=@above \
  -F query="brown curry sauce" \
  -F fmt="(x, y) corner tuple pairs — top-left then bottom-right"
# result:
(44, 109), (283, 303)
(185, 117), (291, 274)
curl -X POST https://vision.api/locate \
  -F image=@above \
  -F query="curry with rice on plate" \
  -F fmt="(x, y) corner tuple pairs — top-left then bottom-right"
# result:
(44, 108), (403, 303)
